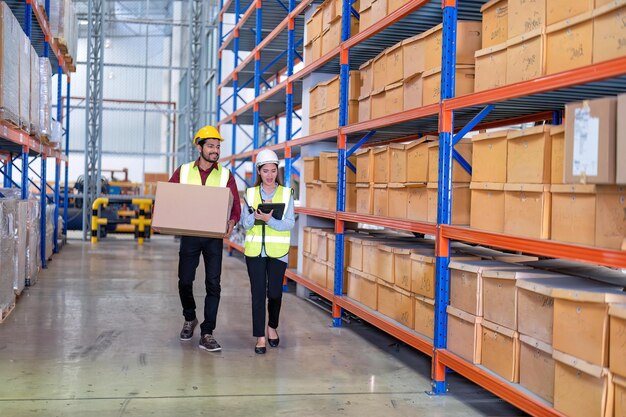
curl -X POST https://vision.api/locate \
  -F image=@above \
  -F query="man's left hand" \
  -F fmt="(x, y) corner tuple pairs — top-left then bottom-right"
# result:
(224, 220), (235, 239)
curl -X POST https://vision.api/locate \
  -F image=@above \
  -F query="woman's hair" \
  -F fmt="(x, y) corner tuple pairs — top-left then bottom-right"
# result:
(254, 163), (282, 187)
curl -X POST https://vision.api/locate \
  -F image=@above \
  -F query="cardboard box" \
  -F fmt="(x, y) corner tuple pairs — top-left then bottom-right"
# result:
(481, 0), (509, 48)
(508, 0), (546, 38)
(389, 143), (410, 183)
(402, 34), (424, 79)
(347, 267), (378, 310)
(474, 42), (508, 92)
(358, 94), (371, 122)
(547, 0), (593, 25)
(320, 151), (357, 184)
(328, 182), (357, 212)
(551, 184), (596, 246)
(422, 21), (482, 72)
(550, 125), (565, 184)
(388, 0), (409, 13)
(385, 42), (404, 85)
(385, 82), (403, 114)
(372, 184), (388, 217)
(565, 96), (617, 184)
(472, 130), (509, 182)
(303, 227), (313, 255)
(304, 156), (320, 182)
(304, 36), (322, 64)
(507, 125), (552, 184)
(358, 0), (373, 31)
(519, 334), (555, 403)
(406, 137), (435, 182)
(355, 148), (373, 183)
(392, 243), (432, 291)
(371, 0), (387, 27)
(309, 82), (326, 116)
(410, 251), (477, 299)
(356, 183), (373, 214)
(553, 285), (626, 367)
(503, 183), (551, 239)
(553, 350), (613, 417)
(482, 269), (560, 330)
(481, 320), (520, 382)
(414, 295), (435, 339)
(609, 304), (626, 378)
(449, 259), (530, 316)
(406, 183), (429, 221)
(373, 146), (390, 183)
(618, 94), (626, 184)
(470, 182), (506, 233)
(428, 139), (473, 183)
(546, 12), (593, 75)
(377, 280), (414, 328)
(373, 51), (387, 91)
(447, 305), (483, 364)
(306, 8), (323, 43)
(371, 87), (386, 119)
(403, 73), (423, 110)
(422, 65), (475, 106)
(153, 182), (233, 238)
(359, 59), (374, 97)
(322, 0), (341, 29)
(388, 183), (408, 219)
(506, 29), (545, 84)
(614, 374), (626, 417)
(427, 182), (470, 225)
(593, 1), (626, 64)
(346, 235), (364, 271)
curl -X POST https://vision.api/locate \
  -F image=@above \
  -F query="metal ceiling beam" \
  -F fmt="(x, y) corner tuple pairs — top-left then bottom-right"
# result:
(187, 0), (204, 161)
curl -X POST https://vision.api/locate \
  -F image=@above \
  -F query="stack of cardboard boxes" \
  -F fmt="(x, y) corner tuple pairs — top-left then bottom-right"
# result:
(308, 72), (360, 134)
(475, 0), (626, 92)
(304, 0), (359, 65)
(303, 151), (357, 211)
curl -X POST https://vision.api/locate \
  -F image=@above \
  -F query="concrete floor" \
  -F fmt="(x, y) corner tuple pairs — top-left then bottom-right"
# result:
(0, 236), (526, 417)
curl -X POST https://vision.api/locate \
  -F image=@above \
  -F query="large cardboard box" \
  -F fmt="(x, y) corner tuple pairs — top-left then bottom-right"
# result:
(503, 183), (551, 239)
(406, 183), (429, 221)
(385, 82), (403, 114)
(553, 285), (626, 367)
(546, 12), (593, 75)
(470, 182), (505, 233)
(618, 94), (626, 184)
(614, 374), (626, 417)
(508, 0), (546, 39)
(304, 36), (322, 64)
(609, 304), (626, 378)
(593, 1), (626, 64)
(402, 34), (424, 79)
(355, 148), (374, 183)
(565, 96), (617, 184)
(547, 0), (593, 26)
(550, 125), (565, 184)
(385, 42), (404, 86)
(472, 130), (509, 182)
(373, 51), (387, 91)
(319, 151), (357, 184)
(422, 21), (482, 72)
(356, 182), (373, 214)
(427, 182), (470, 225)
(372, 184), (388, 217)
(447, 305), (483, 364)
(153, 182), (233, 238)
(403, 73), (423, 110)
(481, 0), (508, 48)
(550, 184), (596, 246)
(428, 139), (473, 183)
(358, 94), (371, 122)
(411, 251), (477, 298)
(474, 42), (507, 92)
(506, 29), (545, 84)
(414, 295), (435, 339)
(359, 59), (374, 97)
(507, 125), (552, 183)
(389, 143), (410, 183)
(481, 320), (520, 382)
(371, 87), (386, 119)
(406, 137), (435, 182)
(449, 259), (530, 316)
(373, 146), (390, 183)
(519, 334), (555, 403)
(306, 8), (323, 43)
(388, 183), (408, 219)
(393, 244), (431, 291)
(346, 266), (378, 310)
(553, 350), (614, 417)
(377, 280), (414, 328)
(304, 156), (320, 182)
(422, 65), (475, 106)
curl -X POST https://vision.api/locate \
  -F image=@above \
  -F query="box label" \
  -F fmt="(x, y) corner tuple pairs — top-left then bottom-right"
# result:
(573, 107), (599, 176)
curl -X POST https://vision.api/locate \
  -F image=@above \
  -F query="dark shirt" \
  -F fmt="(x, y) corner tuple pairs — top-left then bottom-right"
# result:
(169, 159), (241, 224)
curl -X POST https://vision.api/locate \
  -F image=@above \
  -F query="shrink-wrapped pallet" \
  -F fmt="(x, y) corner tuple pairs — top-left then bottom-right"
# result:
(49, 0), (65, 40)
(25, 198), (41, 286)
(14, 200), (27, 294)
(39, 58), (52, 137)
(30, 46), (39, 135)
(19, 29), (30, 132)
(0, 3), (20, 126)
(0, 200), (16, 313)
(51, 120), (63, 145)
(45, 204), (56, 260)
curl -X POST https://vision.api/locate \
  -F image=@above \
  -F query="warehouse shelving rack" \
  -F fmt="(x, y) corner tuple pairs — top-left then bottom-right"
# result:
(0, 0), (72, 272)
(218, 0), (626, 414)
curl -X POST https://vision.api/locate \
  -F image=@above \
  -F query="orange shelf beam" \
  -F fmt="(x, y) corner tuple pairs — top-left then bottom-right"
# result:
(31, 1), (69, 74)
(335, 296), (433, 357)
(295, 207), (337, 220)
(444, 57), (626, 111)
(218, 0), (235, 17)
(338, 212), (437, 235)
(217, 79), (288, 127)
(438, 349), (567, 417)
(442, 225), (626, 269)
(285, 269), (334, 301)
(341, 104), (439, 135)
(218, 1), (257, 53)
(0, 123), (66, 160)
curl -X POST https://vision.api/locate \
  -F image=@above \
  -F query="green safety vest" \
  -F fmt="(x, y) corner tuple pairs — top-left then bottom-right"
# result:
(179, 161), (229, 187)
(244, 185), (291, 258)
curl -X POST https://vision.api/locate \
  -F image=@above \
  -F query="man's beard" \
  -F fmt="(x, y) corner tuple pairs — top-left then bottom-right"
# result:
(201, 151), (219, 163)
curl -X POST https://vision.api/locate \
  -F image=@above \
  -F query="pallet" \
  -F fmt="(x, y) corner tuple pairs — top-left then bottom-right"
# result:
(55, 37), (68, 55)
(0, 301), (16, 324)
(0, 108), (20, 129)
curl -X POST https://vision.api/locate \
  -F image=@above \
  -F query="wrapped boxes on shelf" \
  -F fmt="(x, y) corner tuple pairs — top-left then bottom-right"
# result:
(19, 30), (30, 133)
(0, 200), (16, 315)
(30, 46), (39, 136)
(25, 198), (41, 286)
(0, 2), (20, 126)
(39, 58), (52, 137)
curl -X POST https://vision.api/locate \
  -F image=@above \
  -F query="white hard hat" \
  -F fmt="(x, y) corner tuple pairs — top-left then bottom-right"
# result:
(256, 149), (279, 168)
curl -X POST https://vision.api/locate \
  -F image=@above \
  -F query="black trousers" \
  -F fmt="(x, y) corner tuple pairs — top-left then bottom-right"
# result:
(245, 256), (287, 337)
(178, 236), (223, 335)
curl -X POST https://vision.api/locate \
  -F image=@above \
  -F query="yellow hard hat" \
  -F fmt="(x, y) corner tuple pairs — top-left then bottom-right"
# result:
(193, 125), (223, 145)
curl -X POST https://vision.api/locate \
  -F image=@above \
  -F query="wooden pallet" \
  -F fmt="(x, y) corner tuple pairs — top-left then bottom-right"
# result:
(0, 109), (20, 129)
(0, 301), (16, 324)
(55, 37), (68, 55)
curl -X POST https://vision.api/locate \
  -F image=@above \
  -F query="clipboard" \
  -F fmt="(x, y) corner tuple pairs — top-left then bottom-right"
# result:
(256, 203), (285, 220)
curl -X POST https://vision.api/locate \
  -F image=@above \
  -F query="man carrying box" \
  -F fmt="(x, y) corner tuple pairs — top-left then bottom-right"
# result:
(168, 125), (241, 352)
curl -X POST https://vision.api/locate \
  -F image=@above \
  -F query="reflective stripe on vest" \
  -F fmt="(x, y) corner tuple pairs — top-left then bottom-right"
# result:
(244, 185), (291, 258)
(180, 161), (229, 187)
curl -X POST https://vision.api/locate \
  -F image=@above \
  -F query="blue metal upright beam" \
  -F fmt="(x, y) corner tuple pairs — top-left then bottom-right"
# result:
(53, 67), (63, 253)
(40, 155), (47, 268)
(283, 0), (296, 188)
(231, 0), (241, 161)
(432, 0), (458, 396)
(43, 0), (50, 57)
(216, 2), (224, 123)
(3, 155), (13, 187)
(63, 78), (70, 235)
(253, 0), (262, 151)
(21, 147), (28, 199)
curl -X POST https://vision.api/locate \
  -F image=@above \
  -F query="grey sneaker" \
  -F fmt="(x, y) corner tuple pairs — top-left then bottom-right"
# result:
(179, 318), (198, 341)
(199, 334), (222, 352)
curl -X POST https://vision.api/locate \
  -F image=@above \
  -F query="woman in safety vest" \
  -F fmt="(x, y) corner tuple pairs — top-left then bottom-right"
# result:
(242, 149), (295, 354)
